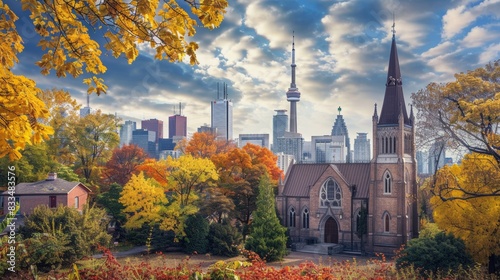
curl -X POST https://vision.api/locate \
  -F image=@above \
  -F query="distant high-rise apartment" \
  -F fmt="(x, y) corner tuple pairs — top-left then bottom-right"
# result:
(141, 118), (163, 143)
(119, 120), (136, 147)
(79, 94), (92, 117)
(169, 103), (187, 138)
(132, 129), (156, 158)
(272, 110), (288, 152)
(311, 135), (346, 163)
(238, 134), (270, 149)
(211, 83), (233, 141)
(168, 115), (187, 138)
(197, 124), (217, 134)
(331, 107), (351, 162)
(428, 141), (446, 174)
(353, 132), (370, 162)
(276, 152), (295, 175)
(275, 133), (303, 163)
(416, 151), (428, 175)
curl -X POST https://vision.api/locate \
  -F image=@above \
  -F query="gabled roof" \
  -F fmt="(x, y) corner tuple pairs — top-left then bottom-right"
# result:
(281, 163), (370, 199)
(378, 35), (410, 126)
(2, 178), (90, 195)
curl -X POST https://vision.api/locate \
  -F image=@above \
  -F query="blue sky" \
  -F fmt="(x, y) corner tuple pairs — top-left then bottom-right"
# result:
(13, 0), (500, 146)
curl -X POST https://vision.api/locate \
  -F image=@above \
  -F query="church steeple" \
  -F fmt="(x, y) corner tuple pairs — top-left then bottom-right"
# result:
(378, 21), (410, 126)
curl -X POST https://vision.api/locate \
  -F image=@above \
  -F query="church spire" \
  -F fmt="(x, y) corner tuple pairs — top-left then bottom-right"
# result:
(378, 20), (410, 126)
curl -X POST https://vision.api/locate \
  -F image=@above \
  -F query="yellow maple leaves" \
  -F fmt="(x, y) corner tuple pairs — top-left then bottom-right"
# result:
(0, 1), (53, 160)
(120, 155), (218, 237)
(430, 153), (500, 263)
(18, 0), (227, 95)
(1, 0), (227, 160)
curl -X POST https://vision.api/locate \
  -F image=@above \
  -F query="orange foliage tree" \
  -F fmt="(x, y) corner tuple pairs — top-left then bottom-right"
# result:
(242, 143), (283, 182)
(137, 158), (170, 186)
(184, 132), (234, 158)
(102, 144), (148, 186)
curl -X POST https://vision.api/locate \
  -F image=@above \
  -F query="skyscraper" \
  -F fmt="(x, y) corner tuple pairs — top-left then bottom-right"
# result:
(353, 132), (370, 162)
(79, 93), (92, 117)
(331, 107), (351, 162)
(141, 118), (163, 143)
(311, 135), (346, 163)
(168, 103), (187, 138)
(238, 134), (270, 149)
(119, 120), (137, 147)
(272, 109), (288, 152)
(132, 129), (156, 158)
(211, 83), (233, 141)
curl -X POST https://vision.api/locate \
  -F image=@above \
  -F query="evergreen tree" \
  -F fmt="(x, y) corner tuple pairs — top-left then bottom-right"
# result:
(245, 173), (287, 262)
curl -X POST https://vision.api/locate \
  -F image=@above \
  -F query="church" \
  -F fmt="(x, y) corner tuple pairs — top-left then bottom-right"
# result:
(276, 30), (419, 255)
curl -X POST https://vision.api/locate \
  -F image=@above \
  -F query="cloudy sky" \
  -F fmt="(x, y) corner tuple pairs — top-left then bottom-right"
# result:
(13, 0), (500, 147)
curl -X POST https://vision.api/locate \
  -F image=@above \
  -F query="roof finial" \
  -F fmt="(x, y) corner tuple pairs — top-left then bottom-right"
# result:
(391, 12), (396, 37)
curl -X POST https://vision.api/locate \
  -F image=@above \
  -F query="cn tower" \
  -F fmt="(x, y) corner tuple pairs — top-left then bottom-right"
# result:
(286, 33), (300, 134)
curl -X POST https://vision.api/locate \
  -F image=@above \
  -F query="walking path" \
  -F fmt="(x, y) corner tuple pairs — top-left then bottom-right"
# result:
(92, 244), (373, 268)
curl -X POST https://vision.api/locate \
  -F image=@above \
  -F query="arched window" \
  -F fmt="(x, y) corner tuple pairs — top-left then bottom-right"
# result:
(384, 171), (392, 194)
(302, 208), (309, 229)
(320, 178), (342, 207)
(289, 207), (296, 227)
(383, 212), (390, 232)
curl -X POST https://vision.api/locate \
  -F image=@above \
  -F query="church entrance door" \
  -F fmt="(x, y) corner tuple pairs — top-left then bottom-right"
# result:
(324, 217), (338, 243)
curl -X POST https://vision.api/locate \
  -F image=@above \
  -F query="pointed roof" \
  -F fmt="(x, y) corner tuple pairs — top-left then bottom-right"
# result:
(281, 163), (370, 198)
(378, 34), (410, 126)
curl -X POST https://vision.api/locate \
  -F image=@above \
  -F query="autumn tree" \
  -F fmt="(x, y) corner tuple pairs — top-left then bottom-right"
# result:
(102, 144), (148, 186)
(119, 172), (167, 230)
(184, 131), (235, 158)
(0, 1), (227, 159)
(242, 143), (283, 182)
(37, 89), (81, 165)
(137, 158), (170, 186)
(245, 173), (287, 262)
(160, 155), (218, 236)
(65, 110), (120, 184)
(430, 153), (500, 273)
(412, 60), (500, 199)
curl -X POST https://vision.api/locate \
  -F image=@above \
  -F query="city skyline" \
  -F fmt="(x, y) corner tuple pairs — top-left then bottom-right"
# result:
(12, 0), (500, 143)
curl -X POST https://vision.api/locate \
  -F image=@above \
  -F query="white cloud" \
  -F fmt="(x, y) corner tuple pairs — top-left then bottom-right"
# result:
(442, 0), (500, 40)
(478, 43), (500, 64)
(461, 24), (500, 47)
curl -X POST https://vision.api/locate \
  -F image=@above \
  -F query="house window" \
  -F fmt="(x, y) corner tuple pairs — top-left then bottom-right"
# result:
(49, 196), (57, 208)
(302, 208), (309, 229)
(74, 196), (79, 209)
(320, 178), (342, 207)
(289, 207), (296, 227)
(384, 213), (390, 233)
(384, 171), (392, 194)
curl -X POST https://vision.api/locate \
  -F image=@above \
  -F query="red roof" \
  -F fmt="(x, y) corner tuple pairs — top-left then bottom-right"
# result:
(281, 163), (370, 198)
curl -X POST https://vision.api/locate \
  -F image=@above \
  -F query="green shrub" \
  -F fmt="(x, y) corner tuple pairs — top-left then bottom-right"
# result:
(19, 204), (111, 267)
(183, 214), (209, 254)
(208, 221), (243, 257)
(396, 232), (474, 277)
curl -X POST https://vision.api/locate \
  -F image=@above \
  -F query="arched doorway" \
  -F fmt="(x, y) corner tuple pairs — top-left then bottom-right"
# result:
(324, 217), (339, 243)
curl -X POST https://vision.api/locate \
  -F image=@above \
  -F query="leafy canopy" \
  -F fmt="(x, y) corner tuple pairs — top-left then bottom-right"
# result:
(0, 0), (227, 160)
(431, 153), (500, 263)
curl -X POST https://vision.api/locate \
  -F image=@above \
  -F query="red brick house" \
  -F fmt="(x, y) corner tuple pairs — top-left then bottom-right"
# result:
(1, 173), (91, 216)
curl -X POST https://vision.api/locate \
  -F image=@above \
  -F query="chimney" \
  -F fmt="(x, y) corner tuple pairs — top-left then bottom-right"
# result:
(47, 172), (57, 181)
